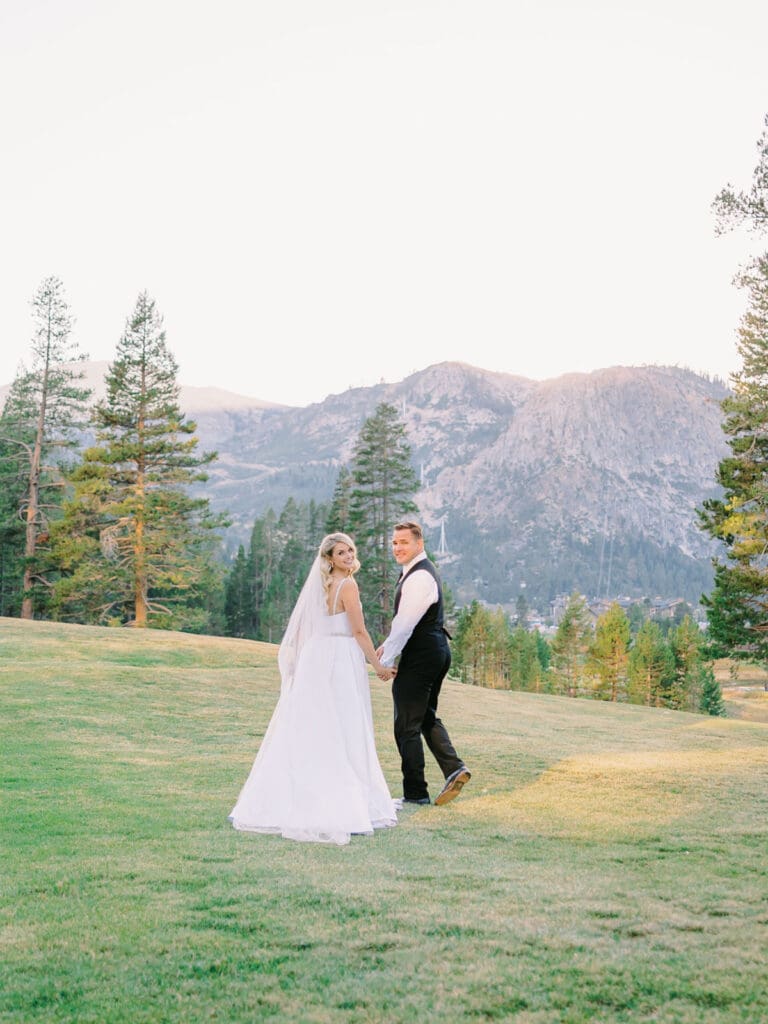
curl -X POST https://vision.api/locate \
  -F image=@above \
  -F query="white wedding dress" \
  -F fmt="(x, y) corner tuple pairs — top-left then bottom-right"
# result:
(229, 579), (398, 846)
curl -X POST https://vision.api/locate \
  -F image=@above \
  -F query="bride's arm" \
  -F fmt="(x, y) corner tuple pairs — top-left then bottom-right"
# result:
(339, 579), (394, 680)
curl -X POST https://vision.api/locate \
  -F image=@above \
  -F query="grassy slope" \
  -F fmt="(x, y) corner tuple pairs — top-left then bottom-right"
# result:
(2, 617), (768, 1024)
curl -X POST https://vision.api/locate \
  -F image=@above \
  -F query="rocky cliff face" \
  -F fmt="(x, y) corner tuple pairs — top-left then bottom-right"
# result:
(191, 361), (728, 608)
(429, 365), (725, 548)
(411, 365), (728, 605)
(1, 360), (729, 608)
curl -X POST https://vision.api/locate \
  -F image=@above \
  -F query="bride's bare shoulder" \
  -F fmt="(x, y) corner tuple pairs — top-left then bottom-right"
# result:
(329, 574), (357, 612)
(338, 575), (360, 602)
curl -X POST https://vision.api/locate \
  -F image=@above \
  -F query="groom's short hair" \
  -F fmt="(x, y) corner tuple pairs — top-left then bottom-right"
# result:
(394, 520), (423, 540)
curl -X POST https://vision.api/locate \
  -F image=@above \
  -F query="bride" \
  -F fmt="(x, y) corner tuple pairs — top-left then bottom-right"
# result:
(229, 532), (398, 846)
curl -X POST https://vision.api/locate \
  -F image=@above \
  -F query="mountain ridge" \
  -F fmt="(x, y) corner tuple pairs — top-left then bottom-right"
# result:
(0, 359), (729, 609)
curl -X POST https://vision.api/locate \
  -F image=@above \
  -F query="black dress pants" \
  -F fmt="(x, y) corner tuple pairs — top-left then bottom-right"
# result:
(392, 636), (463, 801)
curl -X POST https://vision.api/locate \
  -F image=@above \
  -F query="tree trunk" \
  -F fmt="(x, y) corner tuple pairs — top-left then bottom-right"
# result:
(21, 367), (48, 619)
(134, 514), (148, 627)
(134, 440), (148, 626)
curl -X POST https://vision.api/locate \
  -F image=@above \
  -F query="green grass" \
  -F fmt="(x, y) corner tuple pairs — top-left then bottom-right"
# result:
(2, 617), (768, 1024)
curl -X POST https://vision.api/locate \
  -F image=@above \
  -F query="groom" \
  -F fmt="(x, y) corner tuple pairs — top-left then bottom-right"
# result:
(377, 520), (471, 806)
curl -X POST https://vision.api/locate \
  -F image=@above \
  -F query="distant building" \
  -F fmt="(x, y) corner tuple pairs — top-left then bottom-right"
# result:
(648, 597), (687, 619)
(550, 593), (690, 629)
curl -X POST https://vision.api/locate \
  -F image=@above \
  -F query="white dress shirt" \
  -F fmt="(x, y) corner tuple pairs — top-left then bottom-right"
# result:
(380, 553), (439, 666)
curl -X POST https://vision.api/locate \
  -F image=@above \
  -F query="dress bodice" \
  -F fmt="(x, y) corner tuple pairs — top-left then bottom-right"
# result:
(318, 610), (353, 638)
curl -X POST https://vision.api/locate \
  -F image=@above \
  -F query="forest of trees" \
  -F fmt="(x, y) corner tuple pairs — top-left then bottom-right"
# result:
(0, 283), (226, 631)
(450, 594), (724, 715)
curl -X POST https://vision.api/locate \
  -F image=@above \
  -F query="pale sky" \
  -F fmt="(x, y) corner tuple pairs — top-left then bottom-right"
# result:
(1, 0), (766, 407)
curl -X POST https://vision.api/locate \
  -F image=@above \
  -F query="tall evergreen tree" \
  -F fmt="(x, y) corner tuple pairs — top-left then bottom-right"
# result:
(701, 113), (768, 667)
(0, 277), (92, 618)
(483, 607), (512, 688)
(699, 255), (768, 664)
(249, 508), (278, 640)
(535, 629), (551, 674)
(0, 381), (33, 615)
(627, 620), (675, 707)
(452, 601), (496, 686)
(668, 615), (705, 710)
(224, 544), (252, 638)
(587, 602), (631, 701)
(325, 466), (354, 533)
(50, 292), (225, 629)
(348, 402), (419, 636)
(261, 497), (313, 641)
(549, 592), (592, 697)
(508, 624), (546, 692)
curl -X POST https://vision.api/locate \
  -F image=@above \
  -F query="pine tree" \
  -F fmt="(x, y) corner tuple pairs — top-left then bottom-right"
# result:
(701, 113), (768, 667)
(50, 292), (225, 629)
(508, 624), (544, 692)
(669, 615), (705, 710)
(452, 601), (495, 686)
(549, 592), (592, 697)
(261, 497), (314, 640)
(627, 620), (675, 707)
(484, 607), (511, 688)
(699, 255), (768, 664)
(0, 382), (33, 615)
(348, 402), (419, 636)
(711, 113), (768, 235)
(535, 629), (551, 674)
(587, 602), (631, 701)
(249, 508), (278, 641)
(698, 665), (727, 716)
(326, 466), (354, 533)
(0, 277), (92, 618)
(224, 544), (252, 637)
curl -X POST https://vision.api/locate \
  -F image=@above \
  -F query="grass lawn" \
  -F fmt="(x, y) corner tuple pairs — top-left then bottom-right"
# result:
(2, 616), (768, 1024)
(715, 658), (768, 724)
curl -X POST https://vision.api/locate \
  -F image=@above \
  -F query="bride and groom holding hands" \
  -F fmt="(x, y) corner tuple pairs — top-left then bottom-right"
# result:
(229, 520), (471, 845)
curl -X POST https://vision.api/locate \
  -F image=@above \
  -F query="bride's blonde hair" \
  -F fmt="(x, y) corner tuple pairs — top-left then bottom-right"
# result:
(318, 532), (360, 594)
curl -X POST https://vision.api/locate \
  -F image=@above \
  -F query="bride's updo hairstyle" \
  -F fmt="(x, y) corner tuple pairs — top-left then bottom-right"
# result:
(318, 532), (361, 594)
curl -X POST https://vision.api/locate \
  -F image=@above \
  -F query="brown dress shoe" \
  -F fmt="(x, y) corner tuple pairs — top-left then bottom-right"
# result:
(434, 767), (471, 806)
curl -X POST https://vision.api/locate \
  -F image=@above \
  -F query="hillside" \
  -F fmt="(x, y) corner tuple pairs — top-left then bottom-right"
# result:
(2, 617), (767, 1023)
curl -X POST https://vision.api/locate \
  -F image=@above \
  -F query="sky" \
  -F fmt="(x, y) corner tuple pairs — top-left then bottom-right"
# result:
(1, 0), (767, 408)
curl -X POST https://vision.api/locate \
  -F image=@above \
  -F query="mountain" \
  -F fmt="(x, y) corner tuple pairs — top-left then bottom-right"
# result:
(0, 360), (729, 610)
(187, 361), (728, 610)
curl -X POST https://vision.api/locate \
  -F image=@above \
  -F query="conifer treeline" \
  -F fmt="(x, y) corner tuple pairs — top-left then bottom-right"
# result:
(223, 499), (326, 643)
(451, 593), (725, 715)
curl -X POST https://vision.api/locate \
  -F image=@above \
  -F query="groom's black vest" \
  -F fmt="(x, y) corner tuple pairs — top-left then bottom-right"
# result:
(394, 558), (448, 653)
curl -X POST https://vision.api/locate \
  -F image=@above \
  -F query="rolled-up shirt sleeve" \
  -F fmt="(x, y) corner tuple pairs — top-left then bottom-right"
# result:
(380, 569), (438, 666)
